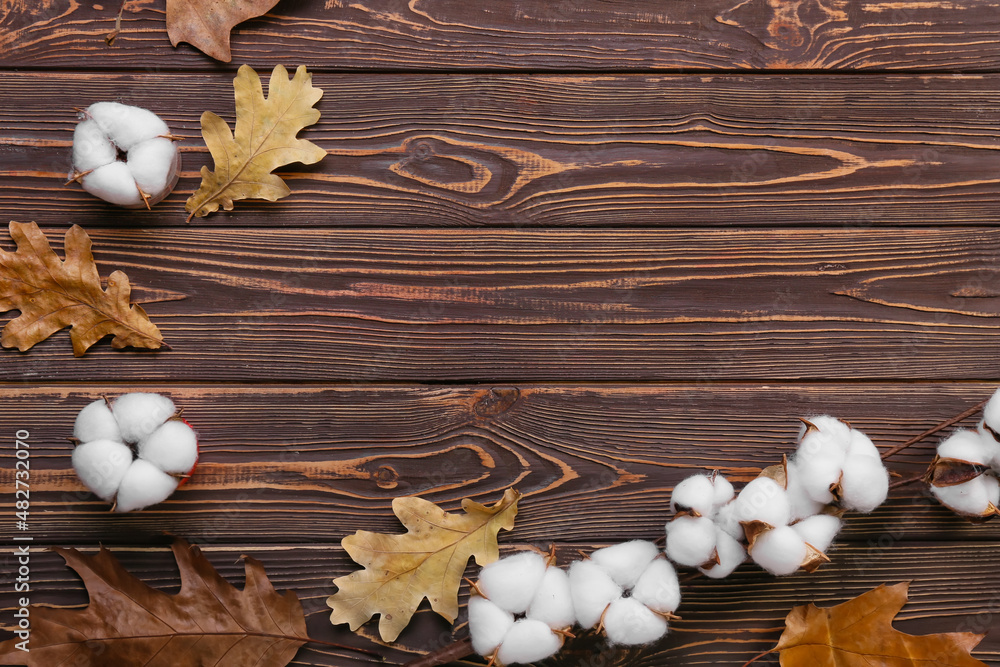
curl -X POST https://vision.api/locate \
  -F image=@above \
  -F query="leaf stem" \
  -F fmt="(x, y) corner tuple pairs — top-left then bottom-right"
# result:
(740, 648), (775, 666)
(880, 398), (988, 461)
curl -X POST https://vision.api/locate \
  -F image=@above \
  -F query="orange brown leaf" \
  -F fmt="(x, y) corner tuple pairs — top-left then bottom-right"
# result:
(166, 0), (280, 62)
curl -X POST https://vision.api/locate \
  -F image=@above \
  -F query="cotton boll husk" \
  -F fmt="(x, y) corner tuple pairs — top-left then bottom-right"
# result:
(838, 454), (889, 513)
(71, 439), (133, 502)
(113, 459), (179, 512)
(468, 596), (515, 657)
(495, 619), (563, 665)
(112, 392), (176, 444)
(785, 459), (826, 521)
(931, 477), (996, 516)
(712, 474), (735, 509)
(669, 474), (716, 516)
(797, 415), (852, 458)
(749, 525), (808, 576)
(526, 566), (575, 630)
(87, 102), (169, 151)
(73, 399), (122, 443)
(791, 514), (841, 554)
(938, 429), (995, 466)
(81, 162), (143, 207)
(138, 420), (198, 474)
(127, 137), (179, 199)
(665, 515), (717, 567)
(72, 119), (116, 172)
(792, 452), (843, 504)
(699, 527), (746, 579)
(631, 558), (681, 614)
(477, 551), (547, 614)
(714, 500), (743, 541)
(734, 477), (791, 528)
(568, 559), (623, 629)
(602, 597), (668, 646)
(589, 540), (660, 589)
(846, 429), (880, 459)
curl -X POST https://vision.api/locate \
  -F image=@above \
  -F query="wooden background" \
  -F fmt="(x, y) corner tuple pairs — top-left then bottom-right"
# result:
(2, 1), (1000, 665)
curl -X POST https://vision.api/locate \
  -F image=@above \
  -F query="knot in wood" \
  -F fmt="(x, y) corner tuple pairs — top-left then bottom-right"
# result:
(473, 387), (520, 418)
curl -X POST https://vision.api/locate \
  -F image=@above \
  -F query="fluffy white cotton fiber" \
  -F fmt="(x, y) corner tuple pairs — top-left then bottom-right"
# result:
(72, 119), (117, 172)
(73, 398), (122, 443)
(478, 551), (548, 615)
(790, 514), (841, 553)
(526, 566), (575, 630)
(138, 420), (198, 474)
(81, 162), (143, 207)
(468, 596), (514, 656)
(87, 102), (169, 151)
(568, 559), (623, 629)
(495, 619), (563, 665)
(71, 439), (133, 502)
(838, 455), (889, 513)
(112, 392), (176, 444)
(113, 459), (179, 513)
(665, 515), (717, 567)
(734, 477), (791, 528)
(630, 558), (681, 614)
(938, 429), (995, 466)
(698, 527), (746, 579)
(602, 597), (668, 646)
(670, 474), (716, 516)
(589, 540), (659, 589)
(931, 476), (999, 517)
(749, 525), (807, 576)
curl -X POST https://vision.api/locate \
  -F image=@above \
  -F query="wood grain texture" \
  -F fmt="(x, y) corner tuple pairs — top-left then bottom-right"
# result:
(4, 0), (1000, 71)
(1, 543), (998, 665)
(2, 72), (1000, 227)
(1, 384), (997, 546)
(2, 227), (999, 382)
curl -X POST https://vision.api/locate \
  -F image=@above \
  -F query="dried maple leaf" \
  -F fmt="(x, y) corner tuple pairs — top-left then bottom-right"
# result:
(185, 64), (325, 221)
(166, 0), (280, 62)
(0, 539), (308, 666)
(764, 582), (986, 666)
(327, 488), (521, 642)
(0, 221), (164, 356)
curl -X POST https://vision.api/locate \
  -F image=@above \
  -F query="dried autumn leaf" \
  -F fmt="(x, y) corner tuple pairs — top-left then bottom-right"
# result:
(328, 488), (521, 642)
(185, 64), (325, 221)
(0, 221), (164, 356)
(0, 539), (308, 666)
(768, 582), (986, 666)
(167, 0), (280, 62)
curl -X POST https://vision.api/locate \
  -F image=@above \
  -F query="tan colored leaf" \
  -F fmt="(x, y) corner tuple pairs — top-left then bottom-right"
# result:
(185, 64), (325, 221)
(771, 582), (986, 666)
(327, 488), (521, 642)
(0, 221), (164, 356)
(0, 539), (308, 666)
(166, 0), (280, 62)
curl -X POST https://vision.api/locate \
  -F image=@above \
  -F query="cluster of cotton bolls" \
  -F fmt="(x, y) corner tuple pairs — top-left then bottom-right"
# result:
(469, 540), (681, 665)
(71, 393), (198, 512)
(928, 388), (1000, 519)
(666, 416), (890, 577)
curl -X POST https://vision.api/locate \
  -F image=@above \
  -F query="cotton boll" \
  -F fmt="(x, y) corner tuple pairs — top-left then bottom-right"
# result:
(468, 596), (515, 657)
(589, 540), (659, 589)
(527, 567), (575, 630)
(838, 454), (889, 513)
(712, 474), (735, 509)
(847, 429), (880, 459)
(749, 525), (807, 576)
(81, 162), (143, 207)
(785, 459), (826, 521)
(938, 429), (995, 466)
(669, 474), (716, 516)
(931, 477), (996, 517)
(87, 102), (169, 151)
(792, 452), (843, 504)
(734, 477), (791, 528)
(631, 558), (681, 614)
(665, 515), (717, 567)
(714, 501), (743, 541)
(699, 527), (746, 579)
(72, 119), (116, 172)
(73, 399), (122, 443)
(113, 459), (179, 512)
(477, 551), (547, 614)
(112, 392), (176, 444)
(798, 415), (852, 458)
(976, 422), (1000, 469)
(138, 420), (198, 475)
(982, 387), (1000, 435)
(602, 597), (668, 646)
(128, 137), (179, 198)
(495, 619), (563, 665)
(986, 475), (1000, 507)
(791, 515), (841, 553)
(71, 439), (133, 502)
(568, 559), (623, 629)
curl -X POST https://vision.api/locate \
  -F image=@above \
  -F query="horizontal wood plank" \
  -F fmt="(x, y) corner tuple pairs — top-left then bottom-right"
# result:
(2, 73), (1000, 227)
(5, 0), (1000, 72)
(1, 543), (998, 665)
(2, 227), (1000, 382)
(1, 384), (997, 546)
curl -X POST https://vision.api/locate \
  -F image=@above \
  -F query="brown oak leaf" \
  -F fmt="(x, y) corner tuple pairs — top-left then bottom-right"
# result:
(327, 488), (521, 642)
(0, 221), (165, 356)
(185, 64), (325, 221)
(768, 582), (986, 666)
(166, 0), (280, 62)
(0, 539), (308, 666)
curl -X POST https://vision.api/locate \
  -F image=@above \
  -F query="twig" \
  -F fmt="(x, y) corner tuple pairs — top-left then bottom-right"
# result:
(741, 648), (775, 666)
(105, 0), (127, 46)
(888, 474), (924, 491)
(880, 398), (988, 461)
(403, 638), (473, 667)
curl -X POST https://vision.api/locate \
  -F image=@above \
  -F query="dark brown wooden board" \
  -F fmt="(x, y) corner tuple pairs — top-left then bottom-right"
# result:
(2, 227), (1000, 383)
(2, 73), (1000, 227)
(5, 0), (1000, 72)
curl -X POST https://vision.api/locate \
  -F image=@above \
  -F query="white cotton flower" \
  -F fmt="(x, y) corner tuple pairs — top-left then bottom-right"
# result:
(602, 597), (668, 646)
(785, 459), (826, 521)
(982, 387), (1000, 436)
(477, 551), (548, 615)
(791, 451), (844, 504)
(838, 454), (889, 513)
(73, 399), (122, 443)
(714, 500), (743, 541)
(698, 526), (746, 579)
(631, 558), (681, 614)
(665, 515), (717, 567)
(526, 566), (575, 630)
(113, 459), (179, 513)
(749, 525), (807, 576)
(589, 540), (660, 589)
(71, 439), (133, 502)
(495, 619), (563, 665)
(938, 429), (995, 466)
(468, 596), (515, 657)
(846, 429), (880, 459)
(138, 420), (198, 475)
(72, 119), (117, 172)
(791, 514), (841, 554)
(128, 137), (180, 196)
(112, 392), (176, 444)
(669, 474), (716, 516)
(81, 162), (143, 207)
(568, 559), (623, 629)
(712, 474), (735, 509)
(87, 102), (169, 151)
(931, 475), (1000, 517)
(734, 477), (791, 528)
(797, 415), (852, 458)
(976, 421), (1000, 467)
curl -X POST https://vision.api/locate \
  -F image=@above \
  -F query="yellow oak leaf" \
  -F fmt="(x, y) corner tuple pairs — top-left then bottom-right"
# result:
(185, 64), (325, 221)
(167, 0), (281, 62)
(327, 488), (521, 642)
(0, 221), (164, 356)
